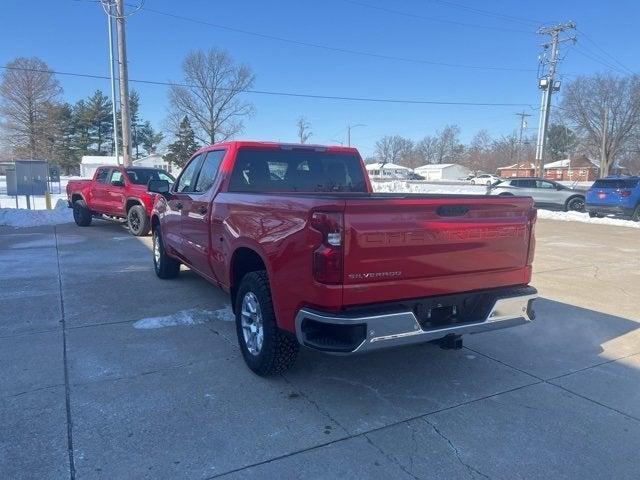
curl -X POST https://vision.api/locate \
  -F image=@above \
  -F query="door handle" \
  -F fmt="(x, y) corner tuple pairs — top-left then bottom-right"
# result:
(175, 202), (183, 210)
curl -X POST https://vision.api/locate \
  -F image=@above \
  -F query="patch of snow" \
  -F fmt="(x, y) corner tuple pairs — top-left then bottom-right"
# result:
(0, 199), (73, 228)
(133, 305), (235, 330)
(372, 180), (487, 195)
(537, 209), (640, 229)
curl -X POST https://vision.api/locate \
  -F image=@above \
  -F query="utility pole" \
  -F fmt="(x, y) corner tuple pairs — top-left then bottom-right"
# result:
(105, 1), (120, 164)
(115, 0), (133, 166)
(534, 22), (576, 178)
(600, 101), (608, 178)
(515, 111), (531, 177)
(347, 124), (365, 147)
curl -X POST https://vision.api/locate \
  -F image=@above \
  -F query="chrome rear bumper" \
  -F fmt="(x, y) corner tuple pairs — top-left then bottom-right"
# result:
(294, 288), (537, 354)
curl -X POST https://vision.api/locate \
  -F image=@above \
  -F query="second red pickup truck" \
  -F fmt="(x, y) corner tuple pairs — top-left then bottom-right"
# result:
(149, 141), (538, 375)
(67, 166), (175, 236)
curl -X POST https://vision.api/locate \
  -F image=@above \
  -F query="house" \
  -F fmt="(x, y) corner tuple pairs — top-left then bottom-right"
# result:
(413, 163), (471, 181)
(544, 156), (599, 182)
(497, 163), (536, 178)
(365, 162), (412, 179)
(80, 155), (119, 178)
(132, 153), (178, 175)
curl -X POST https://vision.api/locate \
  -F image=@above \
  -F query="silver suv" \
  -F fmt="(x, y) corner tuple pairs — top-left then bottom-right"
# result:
(490, 178), (585, 212)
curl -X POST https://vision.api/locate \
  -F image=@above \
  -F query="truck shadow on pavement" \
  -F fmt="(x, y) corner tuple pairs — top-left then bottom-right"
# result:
(7, 220), (637, 479)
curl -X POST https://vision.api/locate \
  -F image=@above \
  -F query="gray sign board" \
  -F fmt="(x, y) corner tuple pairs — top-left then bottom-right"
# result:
(15, 160), (49, 195)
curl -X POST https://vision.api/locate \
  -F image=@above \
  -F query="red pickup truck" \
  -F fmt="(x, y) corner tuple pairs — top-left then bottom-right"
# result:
(67, 166), (175, 236)
(149, 141), (537, 375)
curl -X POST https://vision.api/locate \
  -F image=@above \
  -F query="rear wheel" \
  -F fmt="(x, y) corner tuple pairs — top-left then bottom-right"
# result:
(566, 196), (585, 212)
(235, 271), (299, 376)
(589, 211), (603, 218)
(632, 205), (640, 222)
(153, 227), (180, 279)
(72, 199), (92, 227)
(128, 205), (150, 236)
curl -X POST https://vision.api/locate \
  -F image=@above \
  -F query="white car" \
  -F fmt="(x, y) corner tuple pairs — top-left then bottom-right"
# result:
(470, 174), (500, 185)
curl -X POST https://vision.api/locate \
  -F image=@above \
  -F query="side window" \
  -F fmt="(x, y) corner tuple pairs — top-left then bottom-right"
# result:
(194, 150), (226, 193)
(519, 179), (536, 188)
(175, 154), (205, 193)
(537, 180), (555, 189)
(95, 168), (109, 184)
(110, 170), (123, 184)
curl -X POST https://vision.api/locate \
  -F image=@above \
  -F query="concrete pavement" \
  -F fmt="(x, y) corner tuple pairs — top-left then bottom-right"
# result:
(1, 218), (639, 479)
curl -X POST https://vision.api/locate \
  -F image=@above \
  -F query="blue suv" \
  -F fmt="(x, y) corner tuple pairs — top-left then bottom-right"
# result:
(586, 176), (640, 221)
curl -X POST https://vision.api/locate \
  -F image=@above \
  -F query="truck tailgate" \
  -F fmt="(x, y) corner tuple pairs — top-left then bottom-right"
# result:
(342, 195), (534, 306)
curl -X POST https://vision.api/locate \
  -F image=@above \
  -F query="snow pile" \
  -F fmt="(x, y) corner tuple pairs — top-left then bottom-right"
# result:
(133, 305), (235, 329)
(0, 199), (73, 228)
(372, 180), (487, 195)
(537, 210), (640, 229)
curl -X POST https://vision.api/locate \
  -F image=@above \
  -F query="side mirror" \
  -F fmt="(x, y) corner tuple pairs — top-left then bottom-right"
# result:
(148, 179), (170, 195)
(111, 179), (125, 187)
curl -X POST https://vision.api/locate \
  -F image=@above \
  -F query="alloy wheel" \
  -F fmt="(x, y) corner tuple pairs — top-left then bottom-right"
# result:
(240, 292), (264, 355)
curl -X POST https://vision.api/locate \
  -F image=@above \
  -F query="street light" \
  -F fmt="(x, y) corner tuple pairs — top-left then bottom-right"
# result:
(347, 124), (365, 147)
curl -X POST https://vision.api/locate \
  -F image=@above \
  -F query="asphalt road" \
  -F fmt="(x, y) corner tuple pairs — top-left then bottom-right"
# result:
(1, 218), (639, 479)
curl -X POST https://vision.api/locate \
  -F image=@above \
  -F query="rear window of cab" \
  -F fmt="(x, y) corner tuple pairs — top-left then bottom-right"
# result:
(592, 179), (639, 189)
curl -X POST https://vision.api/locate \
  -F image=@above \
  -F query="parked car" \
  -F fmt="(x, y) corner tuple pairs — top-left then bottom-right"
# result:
(586, 176), (640, 221)
(66, 166), (175, 236)
(470, 173), (500, 185)
(490, 177), (585, 212)
(148, 141), (538, 375)
(407, 172), (425, 180)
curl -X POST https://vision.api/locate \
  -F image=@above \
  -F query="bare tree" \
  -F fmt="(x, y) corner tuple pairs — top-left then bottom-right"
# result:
(415, 125), (464, 165)
(464, 130), (492, 173)
(0, 57), (62, 158)
(296, 116), (312, 144)
(561, 74), (640, 177)
(168, 48), (255, 145)
(374, 135), (413, 167)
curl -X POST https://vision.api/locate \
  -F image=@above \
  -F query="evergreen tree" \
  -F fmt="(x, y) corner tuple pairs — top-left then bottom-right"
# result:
(85, 90), (113, 154)
(137, 120), (164, 155)
(49, 103), (80, 174)
(164, 116), (199, 167)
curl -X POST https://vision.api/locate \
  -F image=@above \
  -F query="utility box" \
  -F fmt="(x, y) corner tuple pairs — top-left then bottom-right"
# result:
(14, 160), (49, 195)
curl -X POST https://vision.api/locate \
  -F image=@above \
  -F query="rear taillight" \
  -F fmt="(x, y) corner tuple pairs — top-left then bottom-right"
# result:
(527, 208), (537, 265)
(620, 190), (632, 197)
(310, 211), (343, 284)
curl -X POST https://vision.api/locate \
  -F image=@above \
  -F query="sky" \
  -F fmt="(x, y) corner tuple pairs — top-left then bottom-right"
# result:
(1, 0), (638, 158)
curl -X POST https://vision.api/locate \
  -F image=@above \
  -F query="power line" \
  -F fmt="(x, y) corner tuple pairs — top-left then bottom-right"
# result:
(426, 0), (546, 27)
(0, 65), (537, 108)
(72, 0), (538, 73)
(571, 44), (628, 75)
(339, 0), (535, 34)
(575, 27), (635, 75)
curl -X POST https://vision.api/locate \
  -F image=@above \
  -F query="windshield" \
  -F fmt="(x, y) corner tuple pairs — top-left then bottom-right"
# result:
(228, 148), (368, 193)
(125, 168), (175, 185)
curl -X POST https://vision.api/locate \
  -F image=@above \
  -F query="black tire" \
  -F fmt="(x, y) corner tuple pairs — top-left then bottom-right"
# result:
(632, 205), (640, 222)
(589, 211), (603, 218)
(565, 196), (585, 212)
(470, 180), (476, 185)
(152, 226), (180, 279)
(499, 192), (514, 196)
(234, 271), (299, 376)
(127, 205), (150, 236)
(72, 199), (92, 227)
